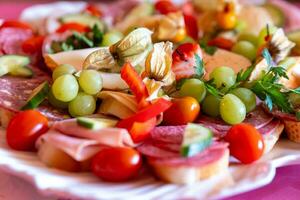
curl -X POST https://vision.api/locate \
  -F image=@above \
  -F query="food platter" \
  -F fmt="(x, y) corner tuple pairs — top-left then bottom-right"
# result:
(1, 129), (300, 200)
(1, 0), (300, 199)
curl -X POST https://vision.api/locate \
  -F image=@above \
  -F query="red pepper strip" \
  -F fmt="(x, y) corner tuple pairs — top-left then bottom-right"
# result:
(183, 14), (198, 40)
(22, 35), (45, 54)
(56, 23), (90, 33)
(117, 98), (172, 143)
(155, 0), (178, 15)
(120, 63), (149, 107)
(85, 4), (102, 17)
(129, 117), (157, 143)
(207, 37), (234, 51)
(117, 98), (172, 129)
(0, 20), (33, 31)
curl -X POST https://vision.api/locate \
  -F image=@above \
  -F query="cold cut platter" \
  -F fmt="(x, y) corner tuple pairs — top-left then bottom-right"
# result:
(1, 0), (300, 199)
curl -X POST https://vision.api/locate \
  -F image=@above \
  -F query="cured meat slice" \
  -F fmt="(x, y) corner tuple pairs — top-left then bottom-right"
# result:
(36, 129), (103, 161)
(150, 125), (185, 144)
(197, 105), (273, 133)
(0, 67), (67, 123)
(0, 28), (33, 55)
(52, 119), (135, 147)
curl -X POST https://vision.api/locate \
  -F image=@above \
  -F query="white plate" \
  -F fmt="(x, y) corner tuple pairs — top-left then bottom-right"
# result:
(1, 130), (300, 200)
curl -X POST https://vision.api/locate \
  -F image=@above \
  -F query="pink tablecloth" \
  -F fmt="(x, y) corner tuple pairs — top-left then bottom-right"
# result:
(1, 1), (300, 200)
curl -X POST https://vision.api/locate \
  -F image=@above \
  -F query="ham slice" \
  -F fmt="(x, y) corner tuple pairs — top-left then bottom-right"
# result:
(52, 119), (135, 147)
(37, 129), (102, 161)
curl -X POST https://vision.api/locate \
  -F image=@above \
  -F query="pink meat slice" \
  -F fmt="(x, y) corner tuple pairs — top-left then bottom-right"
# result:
(52, 119), (135, 147)
(36, 129), (104, 161)
(258, 119), (281, 135)
(0, 67), (67, 121)
(0, 28), (33, 55)
(197, 105), (273, 132)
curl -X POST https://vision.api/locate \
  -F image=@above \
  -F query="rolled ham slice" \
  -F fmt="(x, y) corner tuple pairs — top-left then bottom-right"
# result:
(52, 119), (135, 147)
(37, 129), (103, 162)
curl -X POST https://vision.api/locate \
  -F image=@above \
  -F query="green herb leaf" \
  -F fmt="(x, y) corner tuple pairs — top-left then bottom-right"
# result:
(199, 40), (217, 55)
(290, 87), (300, 95)
(194, 54), (205, 78)
(92, 24), (103, 45)
(236, 65), (254, 82)
(204, 80), (223, 98)
(73, 31), (94, 47)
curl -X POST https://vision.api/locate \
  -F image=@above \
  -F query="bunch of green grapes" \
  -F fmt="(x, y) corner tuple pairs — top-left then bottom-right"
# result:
(49, 64), (103, 117)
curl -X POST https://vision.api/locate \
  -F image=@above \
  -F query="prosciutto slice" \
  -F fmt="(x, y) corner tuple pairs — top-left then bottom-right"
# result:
(52, 119), (135, 147)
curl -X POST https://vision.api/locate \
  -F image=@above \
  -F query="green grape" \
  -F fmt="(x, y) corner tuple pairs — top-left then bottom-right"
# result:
(68, 92), (96, 117)
(101, 31), (123, 46)
(52, 64), (76, 80)
(257, 25), (277, 46)
(238, 33), (258, 46)
(209, 66), (236, 92)
(202, 94), (221, 117)
(232, 41), (257, 61)
(48, 88), (69, 109)
(179, 79), (207, 102)
(230, 87), (256, 113)
(78, 69), (103, 95)
(52, 74), (79, 102)
(220, 94), (246, 125)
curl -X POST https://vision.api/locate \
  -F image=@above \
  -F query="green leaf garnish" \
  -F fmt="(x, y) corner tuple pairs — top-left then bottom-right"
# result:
(204, 80), (223, 98)
(236, 65), (254, 82)
(194, 54), (205, 78)
(296, 111), (300, 121)
(73, 31), (94, 47)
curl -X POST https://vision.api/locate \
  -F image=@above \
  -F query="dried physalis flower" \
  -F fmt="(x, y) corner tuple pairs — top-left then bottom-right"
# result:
(156, 12), (186, 43)
(266, 28), (295, 63)
(82, 47), (120, 72)
(109, 27), (153, 66)
(144, 41), (174, 85)
(143, 42), (175, 100)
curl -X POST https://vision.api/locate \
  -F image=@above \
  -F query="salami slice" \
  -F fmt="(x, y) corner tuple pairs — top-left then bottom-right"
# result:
(0, 28), (33, 55)
(197, 105), (273, 132)
(0, 67), (67, 122)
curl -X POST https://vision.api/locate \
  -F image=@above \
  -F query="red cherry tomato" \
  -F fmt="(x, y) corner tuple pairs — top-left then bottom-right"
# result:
(91, 147), (142, 182)
(225, 123), (264, 164)
(6, 110), (49, 151)
(163, 97), (200, 125)
(56, 23), (90, 33)
(155, 0), (178, 15)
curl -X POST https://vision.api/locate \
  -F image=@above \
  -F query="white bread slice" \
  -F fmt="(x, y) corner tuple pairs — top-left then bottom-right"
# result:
(148, 149), (229, 184)
(283, 120), (300, 143)
(263, 123), (284, 153)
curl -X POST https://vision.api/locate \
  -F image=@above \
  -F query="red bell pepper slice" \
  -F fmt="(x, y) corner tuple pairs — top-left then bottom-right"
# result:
(22, 35), (45, 54)
(85, 4), (102, 17)
(183, 14), (199, 40)
(129, 117), (157, 143)
(56, 23), (90, 33)
(0, 20), (33, 31)
(120, 63), (149, 107)
(155, 0), (178, 15)
(207, 37), (234, 51)
(117, 98), (172, 142)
